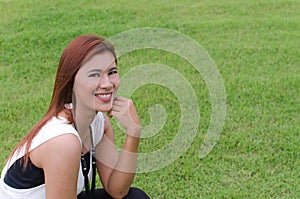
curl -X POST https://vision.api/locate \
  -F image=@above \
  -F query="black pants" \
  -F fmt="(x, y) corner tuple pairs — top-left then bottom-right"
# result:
(77, 187), (150, 199)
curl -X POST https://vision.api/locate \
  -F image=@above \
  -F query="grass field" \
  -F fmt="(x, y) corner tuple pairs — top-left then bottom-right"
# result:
(0, 0), (299, 198)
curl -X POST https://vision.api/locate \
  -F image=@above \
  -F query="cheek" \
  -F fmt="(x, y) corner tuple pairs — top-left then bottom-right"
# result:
(75, 75), (99, 90)
(73, 77), (98, 99)
(111, 75), (120, 89)
(73, 82), (87, 101)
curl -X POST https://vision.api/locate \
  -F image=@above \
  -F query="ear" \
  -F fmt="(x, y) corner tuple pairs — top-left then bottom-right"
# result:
(64, 103), (73, 110)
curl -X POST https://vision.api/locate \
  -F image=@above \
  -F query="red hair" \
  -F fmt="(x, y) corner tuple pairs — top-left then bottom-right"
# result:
(8, 35), (117, 165)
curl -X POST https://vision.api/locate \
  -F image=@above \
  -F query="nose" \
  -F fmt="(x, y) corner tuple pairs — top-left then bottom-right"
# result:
(98, 74), (113, 89)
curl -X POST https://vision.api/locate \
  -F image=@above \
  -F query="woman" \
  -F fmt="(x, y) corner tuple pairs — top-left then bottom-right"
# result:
(0, 35), (150, 199)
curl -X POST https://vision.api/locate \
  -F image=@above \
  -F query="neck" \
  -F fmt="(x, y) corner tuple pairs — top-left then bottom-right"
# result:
(73, 105), (96, 150)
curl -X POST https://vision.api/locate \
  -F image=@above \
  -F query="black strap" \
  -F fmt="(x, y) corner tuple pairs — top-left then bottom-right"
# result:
(81, 153), (90, 196)
(76, 123), (96, 199)
(89, 125), (96, 199)
(90, 156), (96, 198)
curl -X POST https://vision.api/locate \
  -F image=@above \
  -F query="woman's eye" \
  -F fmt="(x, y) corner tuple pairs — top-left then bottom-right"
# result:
(88, 73), (100, 77)
(108, 69), (118, 75)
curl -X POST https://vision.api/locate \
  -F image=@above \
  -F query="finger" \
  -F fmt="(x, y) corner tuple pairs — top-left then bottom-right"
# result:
(113, 96), (131, 105)
(113, 96), (127, 101)
(107, 110), (114, 117)
(112, 100), (126, 107)
(112, 101), (131, 111)
(110, 104), (125, 113)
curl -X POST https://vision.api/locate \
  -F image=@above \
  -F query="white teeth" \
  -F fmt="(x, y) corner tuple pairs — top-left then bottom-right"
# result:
(98, 93), (111, 98)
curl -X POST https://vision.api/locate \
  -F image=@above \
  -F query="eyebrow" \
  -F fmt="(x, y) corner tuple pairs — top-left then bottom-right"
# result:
(109, 67), (118, 71)
(88, 67), (118, 73)
(88, 69), (102, 73)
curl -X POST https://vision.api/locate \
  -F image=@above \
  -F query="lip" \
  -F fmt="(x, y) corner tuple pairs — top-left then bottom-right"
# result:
(95, 92), (113, 102)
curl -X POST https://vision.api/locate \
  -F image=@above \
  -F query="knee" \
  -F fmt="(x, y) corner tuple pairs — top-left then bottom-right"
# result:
(127, 187), (150, 199)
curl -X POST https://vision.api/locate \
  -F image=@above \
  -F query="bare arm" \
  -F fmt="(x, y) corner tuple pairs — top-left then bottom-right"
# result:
(96, 97), (140, 198)
(32, 134), (81, 199)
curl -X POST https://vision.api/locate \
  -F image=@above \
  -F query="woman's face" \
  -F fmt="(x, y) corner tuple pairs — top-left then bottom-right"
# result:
(73, 51), (120, 113)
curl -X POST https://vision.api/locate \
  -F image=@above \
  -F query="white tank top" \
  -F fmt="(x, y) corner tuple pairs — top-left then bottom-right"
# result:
(0, 112), (104, 199)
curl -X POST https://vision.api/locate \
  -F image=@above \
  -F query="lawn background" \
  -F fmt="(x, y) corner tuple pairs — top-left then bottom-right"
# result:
(0, 0), (299, 198)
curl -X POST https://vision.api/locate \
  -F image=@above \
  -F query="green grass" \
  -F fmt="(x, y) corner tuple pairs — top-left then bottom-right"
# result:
(0, 0), (299, 198)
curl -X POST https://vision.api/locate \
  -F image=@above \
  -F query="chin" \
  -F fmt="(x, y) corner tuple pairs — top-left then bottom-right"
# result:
(96, 105), (113, 113)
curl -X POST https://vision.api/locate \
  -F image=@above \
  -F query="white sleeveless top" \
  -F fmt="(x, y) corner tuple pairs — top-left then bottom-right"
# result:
(0, 112), (104, 199)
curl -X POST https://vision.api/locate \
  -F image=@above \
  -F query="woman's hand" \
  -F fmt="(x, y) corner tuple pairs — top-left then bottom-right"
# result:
(97, 97), (141, 197)
(108, 96), (141, 137)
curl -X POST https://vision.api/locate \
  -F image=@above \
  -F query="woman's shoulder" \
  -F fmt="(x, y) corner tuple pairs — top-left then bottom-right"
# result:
(43, 116), (76, 131)
(31, 116), (81, 151)
(30, 132), (81, 169)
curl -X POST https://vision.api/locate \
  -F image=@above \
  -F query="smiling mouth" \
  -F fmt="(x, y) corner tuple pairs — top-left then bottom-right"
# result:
(95, 92), (113, 102)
